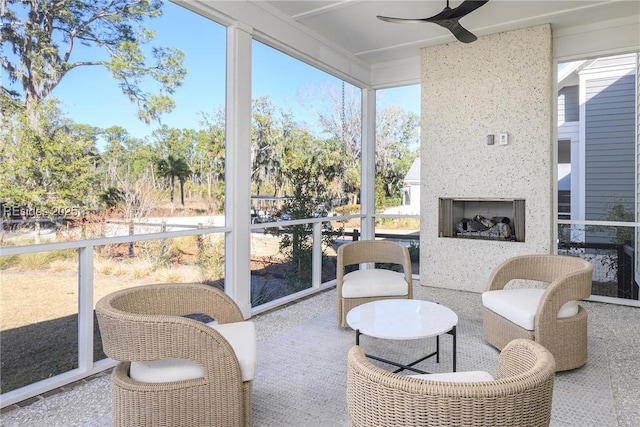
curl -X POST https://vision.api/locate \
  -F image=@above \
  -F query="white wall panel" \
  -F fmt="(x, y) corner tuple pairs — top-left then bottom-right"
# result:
(420, 25), (554, 293)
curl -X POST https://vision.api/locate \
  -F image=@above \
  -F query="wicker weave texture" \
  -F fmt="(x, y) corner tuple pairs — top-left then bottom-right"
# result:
(482, 254), (593, 372)
(337, 240), (413, 327)
(346, 339), (556, 427)
(95, 283), (253, 427)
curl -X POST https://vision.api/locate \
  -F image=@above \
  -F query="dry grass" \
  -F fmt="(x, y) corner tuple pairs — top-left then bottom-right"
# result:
(0, 234), (285, 331)
(0, 256), (221, 393)
(1, 272), (136, 330)
(152, 265), (204, 283)
(49, 258), (77, 273)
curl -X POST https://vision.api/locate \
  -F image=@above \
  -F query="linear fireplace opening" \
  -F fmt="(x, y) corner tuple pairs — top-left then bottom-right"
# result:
(439, 198), (525, 242)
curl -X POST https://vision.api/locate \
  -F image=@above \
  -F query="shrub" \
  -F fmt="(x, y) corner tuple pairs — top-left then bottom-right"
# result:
(335, 204), (360, 215)
(408, 240), (420, 263)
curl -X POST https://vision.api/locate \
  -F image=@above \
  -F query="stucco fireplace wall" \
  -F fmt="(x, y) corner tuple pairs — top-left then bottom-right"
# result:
(420, 24), (553, 293)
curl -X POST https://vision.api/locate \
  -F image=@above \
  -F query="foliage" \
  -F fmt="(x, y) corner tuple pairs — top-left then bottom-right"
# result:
(0, 99), (100, 211)
(272, 145), (337, 291)
(1, 0), (186, 124)
(335, 204), (361, 215)
(196, 235), (225, 281)
(604, 201), (634, 245)
(0, 249), (75, 270)
(408, 240), (420, 263)
(116, 180), (164, 219)
(251, 281), (283, 307)
(375, 174), (387, 211)
(157, 154), (191, 211)
(194, 109), (226, 203)
(596, 199), (635, 276)
(375, 106), (420, 200)
(563, 199), (636, 279)
(100, 187), (124, 210)
(385, 196), (403, 208)
(251, 97), (283, 196)
(306, 83), (361, 202)
(1, 0), (419, 228)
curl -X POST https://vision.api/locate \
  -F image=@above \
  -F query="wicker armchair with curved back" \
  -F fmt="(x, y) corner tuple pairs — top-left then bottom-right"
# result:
(337, 240), (413, 327)
(482, 254), (593, 371)
(346, 338), (556, 427)
(96, 282), (255, 427)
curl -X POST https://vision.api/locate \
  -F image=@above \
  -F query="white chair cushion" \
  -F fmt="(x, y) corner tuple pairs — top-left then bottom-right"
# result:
(130, 357), (204, 383)
(130, 320), (256, 383)
(482, 288), (579, 330)
(409, 371), (494, 382)
(341, 269), (408, 298)
(209, 320), (257, 382)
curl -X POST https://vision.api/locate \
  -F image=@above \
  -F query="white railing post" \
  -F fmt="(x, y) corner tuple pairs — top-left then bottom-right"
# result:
(225, 23), (254, 318)
(77, 245), (94, 372)
(360, 88), (376, 240)
(313, 222), (322, 288)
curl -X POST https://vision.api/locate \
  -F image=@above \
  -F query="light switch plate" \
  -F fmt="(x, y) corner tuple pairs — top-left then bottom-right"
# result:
(499, 133), (508, 145)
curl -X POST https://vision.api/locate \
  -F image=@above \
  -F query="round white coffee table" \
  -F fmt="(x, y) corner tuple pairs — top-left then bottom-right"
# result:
(346, 299), (458, 373)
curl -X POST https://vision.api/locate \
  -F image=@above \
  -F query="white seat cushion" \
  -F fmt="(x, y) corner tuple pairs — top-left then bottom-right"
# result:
(341, 269), (408, 298)
(130, 357), (205, 383)
(482, 288), (579, 331)
(209, 320), (256, 382)
(130, 320), (256, 383)
(409, 371), (494, 382)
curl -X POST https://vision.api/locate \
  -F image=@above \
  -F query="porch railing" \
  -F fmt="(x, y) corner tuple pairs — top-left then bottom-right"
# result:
(0, 225), (231, 408)
(1, 213), (420, 407)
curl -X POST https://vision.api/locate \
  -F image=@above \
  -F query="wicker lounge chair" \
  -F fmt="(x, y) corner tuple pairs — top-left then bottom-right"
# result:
(337, 240), (413, 327)
(346, 338), (556, 427)
(96, 283), (255, 427)
(482, 254), (593, 371)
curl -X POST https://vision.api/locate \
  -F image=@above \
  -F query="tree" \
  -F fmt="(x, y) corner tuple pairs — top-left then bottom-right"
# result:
(276, 153), (332, 291)
(100, 126), (131, 188)
(1, 0), (186, 124)
(195, 109), (226, 209)
(251, 96), (282, 196)
(375, 105), (420, 203)
(157, 154), (190, 213)
(306, 83), (362, 204)
(270, 130), (337, 290)
(0, 98), (100, 211)
(151, 125), (196, 164)
(305, 84), (420, 207)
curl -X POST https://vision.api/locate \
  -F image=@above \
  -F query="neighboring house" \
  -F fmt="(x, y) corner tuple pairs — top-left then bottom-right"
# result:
(557, 53), (638, 243)
(401, 157), (420, 215)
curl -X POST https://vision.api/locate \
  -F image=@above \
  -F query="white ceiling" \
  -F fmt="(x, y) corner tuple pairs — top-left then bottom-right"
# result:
(252, 0), (639, 64)
(184, 0), (639, 86)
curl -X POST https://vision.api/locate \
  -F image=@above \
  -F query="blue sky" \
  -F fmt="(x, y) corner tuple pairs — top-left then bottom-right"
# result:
(47, 2), (419, 144)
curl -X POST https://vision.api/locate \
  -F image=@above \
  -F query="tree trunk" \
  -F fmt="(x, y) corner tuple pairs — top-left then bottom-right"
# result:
(169, 177), (175, 214)
(180, 179), (185, 210)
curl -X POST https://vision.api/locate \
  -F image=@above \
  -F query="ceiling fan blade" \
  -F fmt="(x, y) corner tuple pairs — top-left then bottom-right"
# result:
(449, 0), (489, 20)
(377, 0), (487, 43)
(423, 6), (455, 23)
(377, 15), (429, 24)
(448, 22), (478, 43)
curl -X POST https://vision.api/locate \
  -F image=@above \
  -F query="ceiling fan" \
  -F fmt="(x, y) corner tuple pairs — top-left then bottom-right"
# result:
(377, 0), (489, 44)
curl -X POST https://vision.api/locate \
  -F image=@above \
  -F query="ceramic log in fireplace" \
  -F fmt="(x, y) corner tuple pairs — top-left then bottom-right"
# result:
(439, 198), (525, 242)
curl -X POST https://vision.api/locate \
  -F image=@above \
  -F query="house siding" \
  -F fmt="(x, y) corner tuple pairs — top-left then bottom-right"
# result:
(585, 73), (636, 242)
(634, 54), (640, 283)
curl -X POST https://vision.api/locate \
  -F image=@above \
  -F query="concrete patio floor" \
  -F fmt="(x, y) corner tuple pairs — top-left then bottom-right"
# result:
(2, 282), (639, 426)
